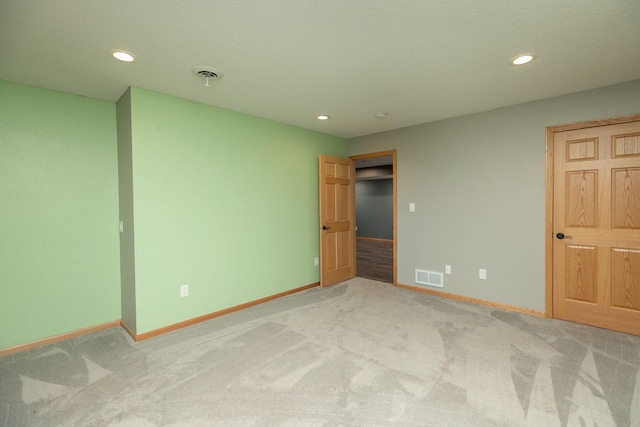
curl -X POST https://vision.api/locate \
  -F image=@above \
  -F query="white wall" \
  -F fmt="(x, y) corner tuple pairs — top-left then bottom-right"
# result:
(348, 80), (640, 311)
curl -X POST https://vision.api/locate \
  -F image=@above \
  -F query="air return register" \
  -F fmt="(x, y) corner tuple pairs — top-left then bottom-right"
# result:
(415, 269), (444, 288)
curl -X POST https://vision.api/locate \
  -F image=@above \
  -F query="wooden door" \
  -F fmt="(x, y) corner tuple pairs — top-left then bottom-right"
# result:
(551, 118), (640, 335)
(319, 155), (356, 287)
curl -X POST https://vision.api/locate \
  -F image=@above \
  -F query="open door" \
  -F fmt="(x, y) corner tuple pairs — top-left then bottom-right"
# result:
(319, 155), (356, 287)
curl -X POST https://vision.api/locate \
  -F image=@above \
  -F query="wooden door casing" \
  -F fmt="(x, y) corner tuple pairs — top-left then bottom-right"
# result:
(319, 155), (356, 287)
(350, 150), (398, 286)
(549, 116), (640, 335)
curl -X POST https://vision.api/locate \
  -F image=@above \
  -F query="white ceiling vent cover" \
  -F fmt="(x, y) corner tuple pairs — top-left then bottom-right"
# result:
(192, 67), (224, 84)
(415, 269), (443, 288)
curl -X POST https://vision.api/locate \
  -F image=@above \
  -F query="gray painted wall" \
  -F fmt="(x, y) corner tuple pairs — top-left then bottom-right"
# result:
(116, 88), (137, 332)
(356, 179), (393, 239)
(347, 79), (640, 312)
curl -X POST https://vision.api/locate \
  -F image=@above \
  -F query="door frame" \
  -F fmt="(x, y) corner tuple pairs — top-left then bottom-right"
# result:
(349, 150), (397, 285)
(544, 113), (640, 318)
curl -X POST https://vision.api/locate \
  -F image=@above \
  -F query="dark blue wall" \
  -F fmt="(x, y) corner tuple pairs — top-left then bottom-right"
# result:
(355, 179), (393, 239)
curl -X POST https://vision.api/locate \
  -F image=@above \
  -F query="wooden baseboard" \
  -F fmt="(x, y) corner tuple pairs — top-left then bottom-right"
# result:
(3, 282), (539, 354)
(0, 320), (121, 357)
(1, 283), (321, 356)
(131, 282), (320, 342)
(119, 320), (136, 340)
(396, 283), (545, 318)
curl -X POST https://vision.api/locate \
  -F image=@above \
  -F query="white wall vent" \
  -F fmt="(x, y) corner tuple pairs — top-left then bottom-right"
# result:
(415, 269), (444, 288)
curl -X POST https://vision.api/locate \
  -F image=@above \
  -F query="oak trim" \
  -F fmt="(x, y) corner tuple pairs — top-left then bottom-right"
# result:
(397, 283), (545, 318)
(349, 150), (398, 286)
(356, 236), (393, 243)
(545, 113), (640, 320)
(1, 284), (321, 355)
(120, 320), (136, 340)
(349, 150), (397, 161)
(547, 113), (640, 133)
(131, 282), (320, 342)
(0, 320), (121, 357)
(545, 127), (555, 318)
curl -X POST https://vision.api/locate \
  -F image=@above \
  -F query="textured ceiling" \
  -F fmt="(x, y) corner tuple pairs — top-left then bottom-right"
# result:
(1, 1), (639, 138)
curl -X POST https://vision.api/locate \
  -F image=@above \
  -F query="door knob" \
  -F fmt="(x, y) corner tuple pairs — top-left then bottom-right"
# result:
(322, 225), (331, 230)
(556, 232), (572, 239)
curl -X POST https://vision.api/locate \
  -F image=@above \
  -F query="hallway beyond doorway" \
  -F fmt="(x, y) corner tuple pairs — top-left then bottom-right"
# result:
(356, 237), (393, 283)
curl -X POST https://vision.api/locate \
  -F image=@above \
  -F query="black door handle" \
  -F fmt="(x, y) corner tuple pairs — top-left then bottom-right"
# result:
(322, 225), (330, 230)
(556, 232), (572, 239)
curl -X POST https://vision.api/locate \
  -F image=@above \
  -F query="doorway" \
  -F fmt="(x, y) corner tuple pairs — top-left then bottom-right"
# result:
(350, 150), (397, 284)
(546, 114), (640, 335)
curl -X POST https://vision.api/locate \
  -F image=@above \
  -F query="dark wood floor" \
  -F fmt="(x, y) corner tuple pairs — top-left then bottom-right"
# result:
(356, 238), (393, 283)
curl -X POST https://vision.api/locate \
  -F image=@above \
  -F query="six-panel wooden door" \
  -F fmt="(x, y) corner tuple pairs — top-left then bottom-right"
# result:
(552, 119), (640, 335)
(319, 155), (356, 287)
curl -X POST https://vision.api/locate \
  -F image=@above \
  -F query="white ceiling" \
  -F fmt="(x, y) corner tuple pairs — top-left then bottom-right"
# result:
(1, 1), (639, 138)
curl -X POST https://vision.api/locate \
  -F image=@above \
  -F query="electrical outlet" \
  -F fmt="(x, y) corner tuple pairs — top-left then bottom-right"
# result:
(314, 257), (319, 266)
(180, 284), (189, 297)
(479, 269), (487, 280)
(445, 265), (452, 274)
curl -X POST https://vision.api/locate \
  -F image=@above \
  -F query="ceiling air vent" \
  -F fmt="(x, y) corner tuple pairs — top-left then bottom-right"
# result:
(192, 67), (224, 86)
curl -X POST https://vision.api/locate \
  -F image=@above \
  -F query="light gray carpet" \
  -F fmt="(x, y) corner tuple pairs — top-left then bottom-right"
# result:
(1, 278), (640, 426)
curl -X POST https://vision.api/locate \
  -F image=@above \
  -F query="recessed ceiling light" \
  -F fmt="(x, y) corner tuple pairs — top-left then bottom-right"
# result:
(511, 54), (535, 65)
(375, 112), (387, 119)
(111, 50), (136, 62)
(317, 115), (330, 120)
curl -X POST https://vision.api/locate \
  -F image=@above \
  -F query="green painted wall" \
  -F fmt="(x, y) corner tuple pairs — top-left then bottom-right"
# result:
(124, 87), (346, 334)
(0, 80), (121, 349)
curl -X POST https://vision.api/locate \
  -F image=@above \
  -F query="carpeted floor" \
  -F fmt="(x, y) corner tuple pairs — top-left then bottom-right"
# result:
(1, 278), (639, 426)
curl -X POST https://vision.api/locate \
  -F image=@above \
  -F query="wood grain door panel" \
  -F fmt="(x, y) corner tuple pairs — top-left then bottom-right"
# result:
(319, 155), (355, 287)
(552, 118), (640, 335)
